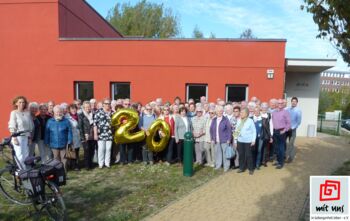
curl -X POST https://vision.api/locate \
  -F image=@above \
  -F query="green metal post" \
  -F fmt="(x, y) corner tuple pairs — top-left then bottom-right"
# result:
(320, 115), (323, 132)
(183, 132), (194, 177)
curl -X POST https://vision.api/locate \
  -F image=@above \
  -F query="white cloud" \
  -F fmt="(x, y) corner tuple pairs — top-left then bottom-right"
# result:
(174, 0), (349, 70)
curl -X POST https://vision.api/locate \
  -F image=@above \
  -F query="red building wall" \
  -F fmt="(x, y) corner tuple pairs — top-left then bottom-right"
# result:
(0, 0), (286, 138)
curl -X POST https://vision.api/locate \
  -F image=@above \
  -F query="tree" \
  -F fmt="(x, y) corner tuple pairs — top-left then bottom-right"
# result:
(239, 28), (256, 39)
(319, 90), (350, 117)
(301, 0), (350, 65)
(192, 25), (204, 38)
(107, 0), (180, 38)
(209, 32), (216, 39)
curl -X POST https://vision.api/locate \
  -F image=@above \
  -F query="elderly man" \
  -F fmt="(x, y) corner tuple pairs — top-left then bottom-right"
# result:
(269, 98), (277, 113)
(271, 99), (291, 169)
(286, 97), (302, 163)
(155, 98), (163, 107)
(90, 98), (97, 112)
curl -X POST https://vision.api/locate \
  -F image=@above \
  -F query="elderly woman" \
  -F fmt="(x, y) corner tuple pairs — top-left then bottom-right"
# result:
(234, 108), (256, 175)
(210, 105), (232, 172)
(67, 104), (82, 171)
(37, 103), (52, 162)
(8, 96), (34, 169)
(252, 106), (264, 170)
(139, 104), (156, 165)
(260, 102), (274, 167)
(78, 101), (95, 169)
(45, 105), (72, 170)
(29, 102), (40, 157)
(191, 106), (206, 165)
(93, 98), (113, 169)
(204, 107), (216, 167)
(175, 107), (192, 164)
(159, 105), (175, 165)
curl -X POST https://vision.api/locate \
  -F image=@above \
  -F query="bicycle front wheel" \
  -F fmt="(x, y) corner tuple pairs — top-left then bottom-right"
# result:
(42, 181), (67, 221)
(0, 167), (32, 206)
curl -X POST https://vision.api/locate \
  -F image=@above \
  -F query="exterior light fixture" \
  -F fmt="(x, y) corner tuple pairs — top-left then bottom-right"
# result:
(267, 69), (274, 79)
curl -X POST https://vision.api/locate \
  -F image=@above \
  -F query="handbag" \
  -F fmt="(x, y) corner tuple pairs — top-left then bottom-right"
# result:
(65, 145), (77, 160)
(225, 145), (236, 159)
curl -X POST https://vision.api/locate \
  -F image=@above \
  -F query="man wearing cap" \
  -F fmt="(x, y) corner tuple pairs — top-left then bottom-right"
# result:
(191, 106), (207, 165)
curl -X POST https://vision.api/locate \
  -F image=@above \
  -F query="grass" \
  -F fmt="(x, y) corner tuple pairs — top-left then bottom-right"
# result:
(0, 149), (220, 221)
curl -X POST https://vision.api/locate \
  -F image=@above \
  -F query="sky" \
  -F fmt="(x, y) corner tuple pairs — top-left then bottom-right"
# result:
(86, 0), (349, 71)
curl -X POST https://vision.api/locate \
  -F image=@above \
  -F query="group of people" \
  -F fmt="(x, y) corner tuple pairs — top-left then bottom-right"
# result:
(8, 95), (302, 175)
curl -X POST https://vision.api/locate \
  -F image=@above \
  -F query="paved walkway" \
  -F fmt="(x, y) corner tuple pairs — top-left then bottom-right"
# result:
(146, 134), (350, 221)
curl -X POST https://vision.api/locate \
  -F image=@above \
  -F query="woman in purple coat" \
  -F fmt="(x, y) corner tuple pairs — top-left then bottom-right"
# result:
(210, 105), (232, 172)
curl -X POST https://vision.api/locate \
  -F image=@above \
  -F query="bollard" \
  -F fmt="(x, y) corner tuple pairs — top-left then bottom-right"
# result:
(183, 132), (194, 177)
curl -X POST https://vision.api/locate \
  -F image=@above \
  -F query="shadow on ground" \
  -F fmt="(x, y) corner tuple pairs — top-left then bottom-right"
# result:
(251, 135), (350, 221)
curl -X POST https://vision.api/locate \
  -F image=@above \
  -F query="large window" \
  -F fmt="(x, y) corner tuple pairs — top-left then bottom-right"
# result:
(111, 82), (130, 100)
(186, 84), (208, 103)
(74, 81), (94, 102)
(226, 84), (248, 102)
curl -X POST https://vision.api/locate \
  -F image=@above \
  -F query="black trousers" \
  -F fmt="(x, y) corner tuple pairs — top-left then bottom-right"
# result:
(237, 142), (254, 171)
(166, 138), (175, 163)
(84, 140), (96, 169)
(176, 139), (184, 163)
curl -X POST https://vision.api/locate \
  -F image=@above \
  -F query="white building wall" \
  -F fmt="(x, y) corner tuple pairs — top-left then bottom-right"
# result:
(285, 72), (320, 137)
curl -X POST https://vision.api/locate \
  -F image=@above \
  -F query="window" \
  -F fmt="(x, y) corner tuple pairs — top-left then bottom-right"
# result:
(74, 81), (94, 102)
(111, 82), (130, 100)
(186, 84), (208, 103)
(226, 84), (248, 102)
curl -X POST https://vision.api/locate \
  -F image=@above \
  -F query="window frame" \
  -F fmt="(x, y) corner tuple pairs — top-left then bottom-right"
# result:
(185, 83), (208, 102)
(74, 81), (94, 101)
(225, 84), (249, 102)
(110, 82), (131, 100)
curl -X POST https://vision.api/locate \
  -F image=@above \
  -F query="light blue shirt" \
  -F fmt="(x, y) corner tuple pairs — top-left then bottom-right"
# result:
(287, 107), (302, 130)
(236, 118), (256, 143)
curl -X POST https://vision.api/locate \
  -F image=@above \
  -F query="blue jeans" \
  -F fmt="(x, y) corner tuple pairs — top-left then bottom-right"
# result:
(255, 137), (264, 168)
(274, 130), (286, 166)
(215, 143), (230, 171)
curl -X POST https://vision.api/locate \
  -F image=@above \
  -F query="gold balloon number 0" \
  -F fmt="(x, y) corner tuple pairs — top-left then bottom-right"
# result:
(111, 109), (170, 152)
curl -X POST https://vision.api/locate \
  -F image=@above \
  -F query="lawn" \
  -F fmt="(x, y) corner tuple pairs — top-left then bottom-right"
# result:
(0, 149), (220, 221)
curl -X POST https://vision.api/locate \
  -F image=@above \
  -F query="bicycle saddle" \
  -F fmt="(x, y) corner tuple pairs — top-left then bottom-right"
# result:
(24, 156), (42, 166)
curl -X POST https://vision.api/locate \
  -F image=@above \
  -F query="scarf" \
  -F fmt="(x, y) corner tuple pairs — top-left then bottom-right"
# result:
(233, 118), (247, 139)
(253, 115), (262, 122)
(83, 110), (93, 125)
(70, 113), (78, 121)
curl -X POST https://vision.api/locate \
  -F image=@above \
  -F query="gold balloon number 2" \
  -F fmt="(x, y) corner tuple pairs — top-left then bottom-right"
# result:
(111, 109), (170, 152)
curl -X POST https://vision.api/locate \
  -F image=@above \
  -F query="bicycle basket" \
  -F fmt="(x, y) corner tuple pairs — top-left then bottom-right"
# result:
(40, 159), (66, 186)
(19, 169), (45, 197)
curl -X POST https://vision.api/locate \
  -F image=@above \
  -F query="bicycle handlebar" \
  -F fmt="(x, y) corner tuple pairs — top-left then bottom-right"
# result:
(0, 130), (31, 148)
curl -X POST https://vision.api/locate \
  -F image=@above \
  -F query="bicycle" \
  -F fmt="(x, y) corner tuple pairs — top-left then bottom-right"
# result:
(0, 131), (67, 221)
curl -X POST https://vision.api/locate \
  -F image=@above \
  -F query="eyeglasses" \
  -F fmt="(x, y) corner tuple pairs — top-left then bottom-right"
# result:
(104, 103), (111, 105)
(146, 108), (152, 111)
(209, 112), (215, 114)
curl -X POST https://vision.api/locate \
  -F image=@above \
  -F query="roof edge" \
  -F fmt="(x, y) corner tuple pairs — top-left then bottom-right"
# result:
(59, 37), (287, 42)
(81, 0), (123, 37)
